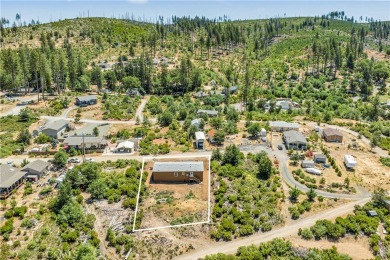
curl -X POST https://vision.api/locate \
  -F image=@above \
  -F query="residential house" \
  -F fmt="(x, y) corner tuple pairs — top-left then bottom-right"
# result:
(197, 109), (219, 117)
(269, 121), (300, 132)
(195, 132), (206, 149)
(191, 118), (203, 129)
(75, 95), (97, 107)
(384, 200), (390, 212)
(64, 136), (107, 150)
(0, 165), (25, 199)
(193, 91), (209, 98)
(209, 90), (222, 95)
(322, 128), (343, 143)
(126, 88), (141, 97)
(283, 130), (308, 150)
(114, 140), (135, 153)
(222, 86), (238, 95)
(35, 119), (69, 139)
(314, 154), (327, 163)
(152, 161), (204, 183)
(22, 159), (50, 181)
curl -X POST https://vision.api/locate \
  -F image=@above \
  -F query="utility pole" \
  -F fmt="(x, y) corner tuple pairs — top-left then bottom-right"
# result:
(82, 133), (86, 163)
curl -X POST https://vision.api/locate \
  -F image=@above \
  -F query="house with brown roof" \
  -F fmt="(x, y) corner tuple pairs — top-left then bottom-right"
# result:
(322, 128), (343, 143)
(208, 129), (217, 144)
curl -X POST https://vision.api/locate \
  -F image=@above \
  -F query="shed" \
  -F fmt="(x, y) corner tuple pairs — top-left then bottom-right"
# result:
(314, 154), (327, 163)
(322, 128), (343, 143)
(0, 165), (25, 199)
(152, 161), (204, 183)
(114, 141), (135, 153)
(301, 160), (315, 168)
(283, 130), (308, 150)
(22, 160), (50, 181)
(195, 132), (206, 149)
(367, 210), (378, 217)
(75, 95), (97, 106)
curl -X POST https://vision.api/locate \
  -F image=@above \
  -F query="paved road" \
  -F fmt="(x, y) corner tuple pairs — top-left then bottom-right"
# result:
(176, 198), (370, 260)
(1, 146), (369, 200)
(0, 94), (39, 116)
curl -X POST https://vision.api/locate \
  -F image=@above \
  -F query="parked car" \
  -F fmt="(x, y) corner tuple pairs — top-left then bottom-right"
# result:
(85, 158), (95, 162)
(68, 158), (80, 163)
(277, 144), (283, 150)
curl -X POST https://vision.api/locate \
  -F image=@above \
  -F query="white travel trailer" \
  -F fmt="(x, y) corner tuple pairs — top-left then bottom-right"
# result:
(305, 168), (322, 175)
(344, 154), (356, 169)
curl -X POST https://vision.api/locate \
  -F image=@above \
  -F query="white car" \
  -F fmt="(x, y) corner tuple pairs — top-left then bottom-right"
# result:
(68, 158), (80, 163)
(85, 158), (95, 162)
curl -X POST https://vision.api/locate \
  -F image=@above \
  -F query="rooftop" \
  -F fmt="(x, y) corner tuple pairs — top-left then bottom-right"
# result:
(42, 119), (68, 131)
(116, 140), (134, 149)
(283, 130), (307, 144)
(191, 118), (202, 125)
(0, 165), (26, 189)
(269, 121), (300, 128)
(197, 109), (219, 116)
(76, 95), (97, 102)
(153, 161), (204, 173)
(323, 128), (343, 136)
(22, 160), (50, 173)
(64, 136), (107, 146)
(195, 131), (206, 140)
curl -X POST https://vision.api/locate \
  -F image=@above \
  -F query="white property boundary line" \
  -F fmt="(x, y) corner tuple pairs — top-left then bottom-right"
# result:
(132, 154), (212, 232)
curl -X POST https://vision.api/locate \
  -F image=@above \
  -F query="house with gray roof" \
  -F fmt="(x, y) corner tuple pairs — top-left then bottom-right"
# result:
(222, 86), (239, 94)
(197, 109), (219, 117)
(152, 161), (204, 183)
(191, 118), (203, 129)
(193, 91), (209, 98)
(36, 119), (69, 139)
(22, 160), (50, 181)
(64, 136), (107, 150)
(269, 121), (300, 132)
(75, 95), (97, 107)
(283, 130), (308, 150)
(0, 165), (25, 199)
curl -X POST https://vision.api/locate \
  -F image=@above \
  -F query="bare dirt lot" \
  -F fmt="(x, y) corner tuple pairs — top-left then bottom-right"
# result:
(139, 157), (210, 230)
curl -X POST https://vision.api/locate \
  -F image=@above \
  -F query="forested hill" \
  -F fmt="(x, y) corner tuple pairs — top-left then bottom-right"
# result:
(0, 13), (389, 97)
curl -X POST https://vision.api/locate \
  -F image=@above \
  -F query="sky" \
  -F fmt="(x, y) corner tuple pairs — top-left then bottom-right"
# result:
(1, 0), (389, 25)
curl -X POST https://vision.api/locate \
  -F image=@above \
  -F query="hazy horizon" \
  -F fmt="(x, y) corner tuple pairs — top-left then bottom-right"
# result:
(1, 0), (390, 26)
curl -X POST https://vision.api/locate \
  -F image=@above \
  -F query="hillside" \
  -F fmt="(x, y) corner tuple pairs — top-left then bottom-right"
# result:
(0, 13), (390, 260)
